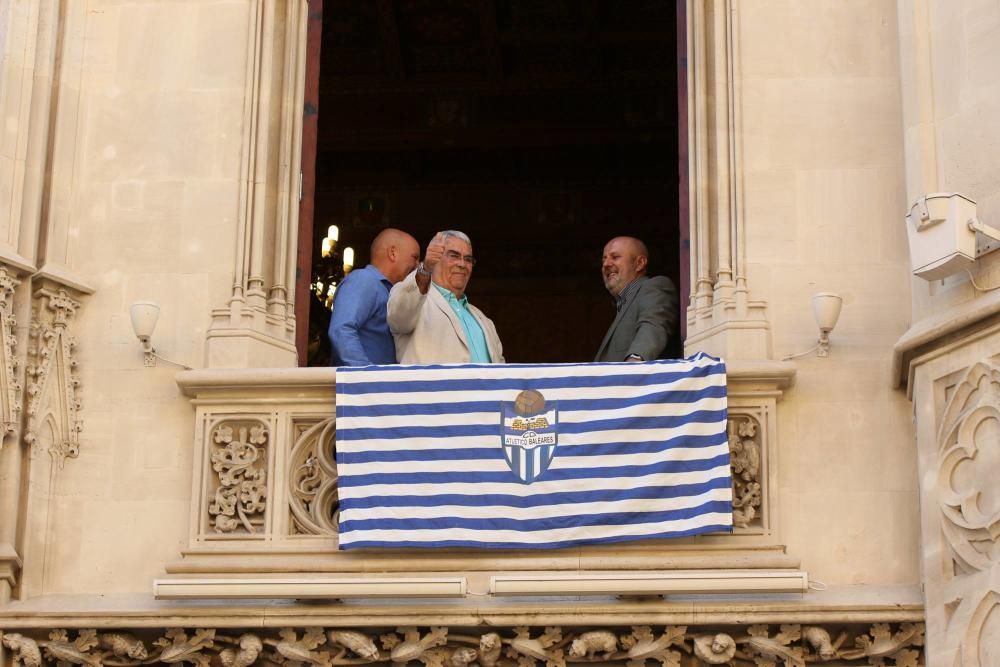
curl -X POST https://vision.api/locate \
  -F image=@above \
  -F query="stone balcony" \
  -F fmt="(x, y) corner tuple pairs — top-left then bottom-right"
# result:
(166, 361), (799, 580)
(0, 363), (929, 666)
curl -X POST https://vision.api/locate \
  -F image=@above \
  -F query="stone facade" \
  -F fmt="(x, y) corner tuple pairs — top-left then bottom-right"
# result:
(0, 0), (998, 665)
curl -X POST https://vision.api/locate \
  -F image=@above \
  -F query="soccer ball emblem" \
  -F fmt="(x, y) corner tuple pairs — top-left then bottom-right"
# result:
(514, 389), (546, 416)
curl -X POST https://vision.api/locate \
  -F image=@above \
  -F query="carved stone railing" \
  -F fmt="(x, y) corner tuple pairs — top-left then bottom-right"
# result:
(170, 362), (795, 575)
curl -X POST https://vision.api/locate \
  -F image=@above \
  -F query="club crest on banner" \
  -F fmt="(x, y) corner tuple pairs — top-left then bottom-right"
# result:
(500, 389), (559, 484)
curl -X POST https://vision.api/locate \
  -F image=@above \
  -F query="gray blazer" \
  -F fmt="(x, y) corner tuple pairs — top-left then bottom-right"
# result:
(594, 275), (678, 362)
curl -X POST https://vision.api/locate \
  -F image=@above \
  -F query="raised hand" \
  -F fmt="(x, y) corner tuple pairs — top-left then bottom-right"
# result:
(424, 232), (445, 272)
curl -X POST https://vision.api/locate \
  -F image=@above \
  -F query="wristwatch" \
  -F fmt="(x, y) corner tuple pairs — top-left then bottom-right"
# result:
(416, 262), (431, 276)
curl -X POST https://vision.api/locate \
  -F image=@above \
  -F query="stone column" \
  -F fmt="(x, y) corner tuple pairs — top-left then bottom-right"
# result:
(683, 0), (772, 361)
(204, 0), (308, 368)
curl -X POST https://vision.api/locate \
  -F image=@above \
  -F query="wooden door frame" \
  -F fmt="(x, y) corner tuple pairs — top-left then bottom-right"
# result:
(295, 0), (323, 365)
(677, 0), (690, 342)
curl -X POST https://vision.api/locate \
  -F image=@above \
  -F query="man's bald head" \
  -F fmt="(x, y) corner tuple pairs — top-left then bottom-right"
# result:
(609, 236), (649, 259)
(601, 236), (650, 296)
(370, 228), (420, 284)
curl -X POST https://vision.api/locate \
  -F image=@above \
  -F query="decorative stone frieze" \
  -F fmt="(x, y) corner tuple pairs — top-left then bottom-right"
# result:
(727, 415), (762, 530)
(208, 420), (269, 535)
(0, 267), (23, 448)
(24, 286), (82, 467)
(723, 369), (783, 541)
(289, 418), (339, 535)
(0, 622), (926, 666)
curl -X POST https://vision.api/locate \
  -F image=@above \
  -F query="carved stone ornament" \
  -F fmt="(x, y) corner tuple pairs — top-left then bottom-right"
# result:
(0, 267), (22, 448)
(962, 591), (1000, 667)
(935, 360), (1000, 573)
(24, 287), (82, 467)
(207, 421), (268, 534)
(932, 360), (1000, 666)
(0, 622), (926, 666)
(728, 415), (762, 529)
(289, 418), (339, 535)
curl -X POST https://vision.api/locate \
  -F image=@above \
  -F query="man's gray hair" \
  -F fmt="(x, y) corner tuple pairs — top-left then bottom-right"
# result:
(440, 230), (472, 245)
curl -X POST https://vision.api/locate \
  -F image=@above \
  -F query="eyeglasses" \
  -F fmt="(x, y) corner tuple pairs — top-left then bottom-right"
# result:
(444, 249), (476, 266)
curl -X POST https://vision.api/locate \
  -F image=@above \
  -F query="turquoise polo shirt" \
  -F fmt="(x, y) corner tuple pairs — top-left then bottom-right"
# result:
(433, 283), (491, 363)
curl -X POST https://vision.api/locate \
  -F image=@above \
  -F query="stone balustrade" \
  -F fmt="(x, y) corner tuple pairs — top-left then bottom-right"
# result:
(169, 361), (796, 575)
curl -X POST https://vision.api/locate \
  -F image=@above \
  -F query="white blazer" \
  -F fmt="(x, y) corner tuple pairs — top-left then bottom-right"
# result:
(387, 271), (505, 365)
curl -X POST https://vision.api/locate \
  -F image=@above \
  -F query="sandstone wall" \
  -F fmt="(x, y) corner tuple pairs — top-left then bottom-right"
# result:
(1, 0), (928, 597)
(899, 0), (1000, 319)
(739, 0), (919, 585)
(0, 0), (251, 596)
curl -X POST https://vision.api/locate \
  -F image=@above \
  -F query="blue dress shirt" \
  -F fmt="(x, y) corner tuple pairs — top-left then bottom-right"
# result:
(433, 283), (491, 363)
(328, 265), (396, 366)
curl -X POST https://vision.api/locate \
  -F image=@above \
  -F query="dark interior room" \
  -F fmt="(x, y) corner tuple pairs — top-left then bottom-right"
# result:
(308, 0), (680, 365)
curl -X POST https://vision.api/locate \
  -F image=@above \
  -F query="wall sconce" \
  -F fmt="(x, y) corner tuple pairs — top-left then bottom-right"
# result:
(812, 292), (843, 357)
(129, 301), (160, 367)
(129, 302), (192, 369)
(782, 292), (843, 360)
(342, 246), (355, 273)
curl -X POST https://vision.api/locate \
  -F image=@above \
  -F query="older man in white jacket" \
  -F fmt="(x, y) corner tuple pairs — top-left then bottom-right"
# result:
(387, 230), (504, 365)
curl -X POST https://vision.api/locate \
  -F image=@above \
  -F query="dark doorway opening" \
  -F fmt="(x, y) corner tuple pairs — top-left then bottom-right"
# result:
(305, 0), (681, 366)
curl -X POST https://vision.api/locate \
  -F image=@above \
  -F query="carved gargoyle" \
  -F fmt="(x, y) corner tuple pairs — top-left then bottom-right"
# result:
(421, 644), (480, 667)
(478, 631), (504, 667)
(692, 633), (737, 664)
(98, 632), (149, 661)
(446, 645), (478, 666)
(1, 633), (43, 667)
(328, 629), (380, 661)
(566, 630), (617, 660)
(802, 626), (842, 661)
(217, 633), (263, 667)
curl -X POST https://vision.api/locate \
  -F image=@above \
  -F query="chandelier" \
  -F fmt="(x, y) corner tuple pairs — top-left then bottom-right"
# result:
(311, 225), (354, 310)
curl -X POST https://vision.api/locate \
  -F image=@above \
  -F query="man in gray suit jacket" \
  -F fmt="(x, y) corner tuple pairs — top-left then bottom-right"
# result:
(594, 236), (678, 362)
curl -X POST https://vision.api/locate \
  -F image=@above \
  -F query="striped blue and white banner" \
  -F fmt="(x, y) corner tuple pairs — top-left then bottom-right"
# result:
(334, 352), (731, 550)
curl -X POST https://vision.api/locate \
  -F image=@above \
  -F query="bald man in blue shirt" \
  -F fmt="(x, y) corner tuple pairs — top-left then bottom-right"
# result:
(328, 228), (420, 366)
